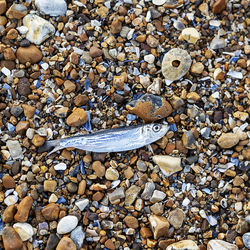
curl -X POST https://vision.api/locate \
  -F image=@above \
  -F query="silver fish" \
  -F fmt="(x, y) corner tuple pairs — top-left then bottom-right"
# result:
(38, 123), (169, 156)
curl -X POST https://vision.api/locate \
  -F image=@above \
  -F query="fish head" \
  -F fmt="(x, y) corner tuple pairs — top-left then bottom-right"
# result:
(143, 123), (169, 141)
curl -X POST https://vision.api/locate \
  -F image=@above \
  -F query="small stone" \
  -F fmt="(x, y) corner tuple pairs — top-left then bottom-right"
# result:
(32, 134), (46, 147)
(21, 104), (36, 119)
(63, 80), (76, 94)
(4, 195), (18, 206)
(153, 155), (182, 176)
(233, 111), (249, 121)
(105, 167), (119, 181)
(57, 215), (78, 234)
(212, 0), (227, 14)
(96, 64), (106, 73)
(149, 215), (169, 239)
(70, 226), (85, 249)
(214, 68), (225, 80)
(6, 140), (23, 160)
(210, 37), (225, 50)
(180, 28), (201, 43)
(75, 199), (89, 211)
(146, 35), (159, 48)
(190, 62), (204, 74)
(186, 92), (200, 102)
(105, 239), (115, 250)
(2, 175), (15, 189)
(92, 161), (105, 177)
(89, 46), (102, 58)
(166, 240), (199, 250)
(2, 205), (17, 223)
(126, 94), (172, 122)
(125, 185), (141, 206)
(111, 19), (122, 34)
(108, 187), (125, 203)
(6, 4), (27, 19)
(0, 0), (7, 15)
(113, 75), (125, 90)
(23, 14), (55, 45)
(3, 48), (16, 61)
(124, 216), (139, 229)
(42, 203), (60, 221)
(182, 131), (196, 149)
(2, 226), (23, 250)
(78, 180), (86, 195)
(168, 208), (185, 229)
(55, 107), (69, 118)
(217, 133), (239, 148)
(152, 0), (166, 6)
(141, 182), (155, 200)
(150, 203), (164, 215)
(207, 239), (238, 250)
(44, 180), (57, 192)
(17, 77), (31, 96)
(66, 108), (88, 127)
(162, 48), (192, 81)
(6, 28), (18, 39)
(13, 223), (34, 241)
(14, 196), (33, 222)
(11, 106), (23, 117)
(243, 233), (250, 249)
(74, 94), (88, 106)
(140, 227), (153, 238)
(35, 0), (67, 16)
(144, 54), (155, 64)
(66, 182), (78, 193)
(16, 45), (43, 64)
(150, 190), (166, 203)
(47, 234), (59, 250)
(16, 121), (29, 135)
(56, 237), (76, 250)
(236, 218), (249, 234)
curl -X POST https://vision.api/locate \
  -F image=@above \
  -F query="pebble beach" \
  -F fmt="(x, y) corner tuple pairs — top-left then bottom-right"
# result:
(0, 0), (249, 249)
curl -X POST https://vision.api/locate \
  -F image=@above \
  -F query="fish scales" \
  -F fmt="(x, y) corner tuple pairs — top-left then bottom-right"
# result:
(38, 123), (169, 156)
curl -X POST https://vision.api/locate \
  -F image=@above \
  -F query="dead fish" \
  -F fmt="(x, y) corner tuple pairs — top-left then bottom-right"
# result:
(38, 123), (169, 156)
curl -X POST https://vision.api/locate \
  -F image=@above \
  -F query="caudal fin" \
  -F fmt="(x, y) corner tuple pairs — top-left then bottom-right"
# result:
(38, 139), (61, 154)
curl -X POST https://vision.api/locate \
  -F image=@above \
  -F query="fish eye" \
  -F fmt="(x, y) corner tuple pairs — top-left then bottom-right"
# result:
(153, 124), (161, 132)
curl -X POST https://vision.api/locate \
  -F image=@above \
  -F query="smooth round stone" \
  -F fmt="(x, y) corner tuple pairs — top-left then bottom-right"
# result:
(2, 226), (23, 250)
(144, 54), (155, 64)
(4, 195), (18, 206)
(152, 0), (166, 5)
(243, 232), (250, 249)
(35, 0), (67, 16)
(54, 163), (67, 171)
(57, 215), (78, 234)
(217, 133), (239, 148)
(13, 223), (34, 241)
(166, 240), (199, 250)
(105, 167), (119, 181)
(207, 239), (238, 250)
(70, 226), (85, 249)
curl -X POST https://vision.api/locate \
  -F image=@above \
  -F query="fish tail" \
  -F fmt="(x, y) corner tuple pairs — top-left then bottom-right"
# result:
(38, 139), (62, 155)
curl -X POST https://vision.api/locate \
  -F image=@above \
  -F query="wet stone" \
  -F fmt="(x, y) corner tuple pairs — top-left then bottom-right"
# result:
(46, 234), (59, 250)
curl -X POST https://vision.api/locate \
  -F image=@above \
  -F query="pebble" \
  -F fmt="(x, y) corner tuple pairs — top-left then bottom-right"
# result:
(54, 163), (67, 171)
(152, 0), (166, 5)
(126, 94), (172, 122)
(3, 204), (16, 223)
(217, 133), (240, 148)
(168, 208), (185, 229)
(42, 203), (60, 221)
(166, 240), (199, 250)
(207, 239), (238, 250)
(32, 134), (46, 147)
(66, 108), (88, 127)
(44, 180), (57, 192)
(2, 226), (23, 250)
(149, 215), (169, 239)
(70, 226), (85, 249)
(105, 167), (119, 180)
(124, 216), (139, 229)
(16, 45), (43, 64)
(56, 237), (76, 250)
(75, 198), (89, 211)
(4, 195), (18, 206)
(180, 28), (201, 44)
(6, 4), (27, 19)
(210, 37), (225, 50)
(243, 233), (250, 249)
(190, 62), (204, 74)
(35, 0), (67, 16)
(212, 0), (227, 14)
(23, 14), (55, 45)
(0, 0), (7, 15)
(162, 48), (192, 81)
(141, 182), (155, 200)
(125, 185), (141, 206)
(13, 223), (34, 241)
(57, 215), (78, 234)
(6, 140), (23, 160)
(17, 77), (31, 96)
(16, 121), (29, 134)
(14, 196), (33, 222)
(153, 155), (182, 176)
(22, 104), (36, 119)
(92, 161), (105, 177)
(2, 175), (15, 189)
(150, 190), (166, 203)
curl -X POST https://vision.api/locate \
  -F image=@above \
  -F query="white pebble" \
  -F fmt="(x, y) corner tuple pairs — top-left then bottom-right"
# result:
(13, 223), (34, 241)
(57, 215), (78, 234)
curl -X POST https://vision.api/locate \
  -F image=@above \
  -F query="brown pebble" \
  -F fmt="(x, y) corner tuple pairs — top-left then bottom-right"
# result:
(104, 239), (115, 250)
(2, 204), (17, 223)
(92, 161), (105, 177)
(110, 19), (122, 34)
(2, 226), (23, 250)
(92, 191), (104, 201)
(17, 77), (31, 96)
(78, 180), (86, 195)
(3, 48), (16, 61)
(0, 0), (7, 15)
(140, 227), (153, 238)
(16, 45), (43, 64)
(22, 104), (36, 119)
(32, 134), (46, 147)
(89, 46), (102, 58)
(212, 0), (227, 14)
(63, 80), (76, 94)
(14, 196), (33, 222)
(2, 175), (15, 189)
(6, 3), (27, 19)
(42, 203), (60, 221)
(124, 216), (139, 229)
(56, 237), (76, 250)
(6, 28), (18, 39)
(44, 180), (57, 192)
(16, 121), (29, 134)
(74, 94), (89, 106)
(66, 108), (88, 127)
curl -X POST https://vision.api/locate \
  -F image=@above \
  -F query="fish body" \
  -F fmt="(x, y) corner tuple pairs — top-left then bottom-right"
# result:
(38, 124), (169, 156)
